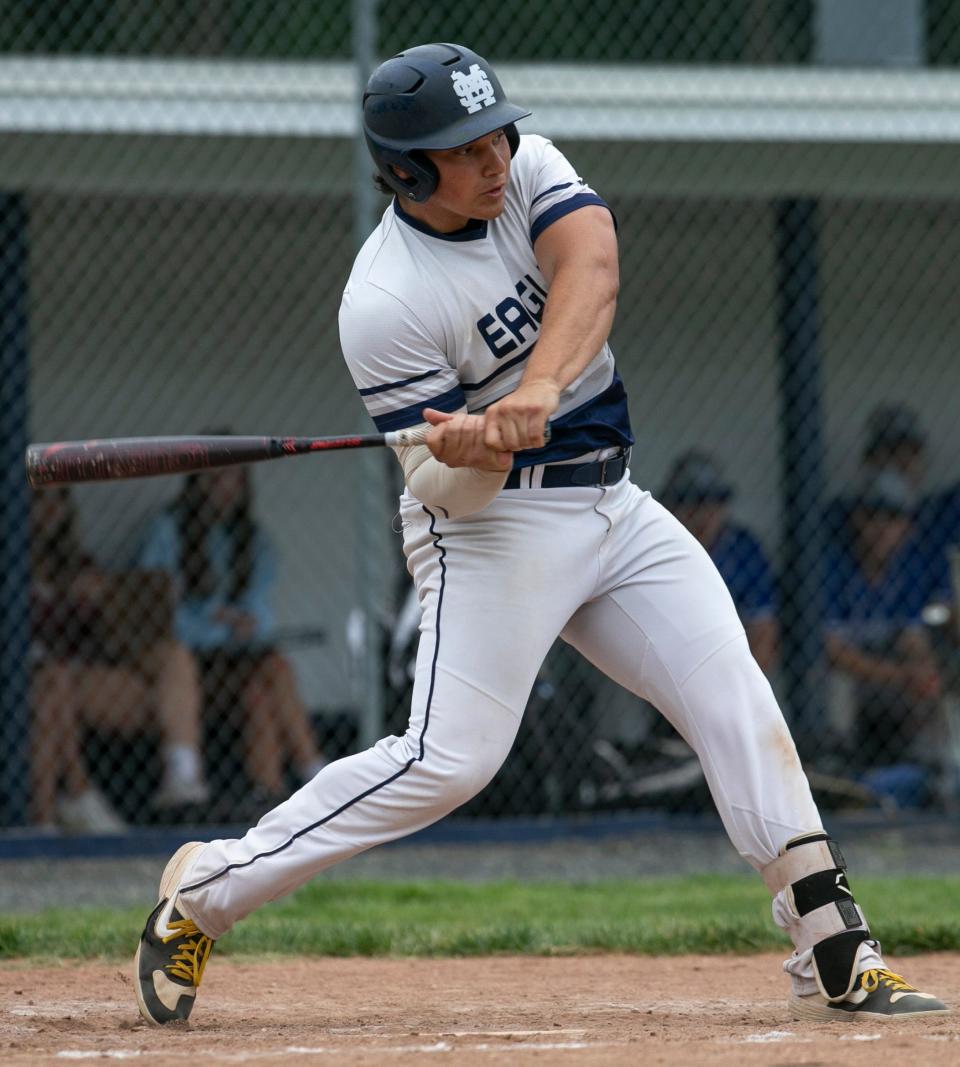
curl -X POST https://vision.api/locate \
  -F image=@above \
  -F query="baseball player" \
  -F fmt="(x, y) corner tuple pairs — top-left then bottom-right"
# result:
(134, 42), (947, 1026)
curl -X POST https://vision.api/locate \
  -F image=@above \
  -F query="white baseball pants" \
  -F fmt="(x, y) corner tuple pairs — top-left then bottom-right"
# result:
(178, 475), (847, 981)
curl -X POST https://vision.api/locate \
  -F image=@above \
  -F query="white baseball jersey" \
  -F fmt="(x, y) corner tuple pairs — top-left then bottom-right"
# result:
(339, 134), (634, 468)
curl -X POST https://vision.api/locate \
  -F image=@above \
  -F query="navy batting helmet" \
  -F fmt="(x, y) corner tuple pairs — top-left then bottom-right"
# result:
(362, 42), (531, 202)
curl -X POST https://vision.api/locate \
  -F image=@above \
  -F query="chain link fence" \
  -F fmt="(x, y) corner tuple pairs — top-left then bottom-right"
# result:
(2, 1), (960, 834)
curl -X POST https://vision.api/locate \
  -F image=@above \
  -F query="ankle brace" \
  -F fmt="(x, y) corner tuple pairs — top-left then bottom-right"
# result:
(763, 830), (870, 1002)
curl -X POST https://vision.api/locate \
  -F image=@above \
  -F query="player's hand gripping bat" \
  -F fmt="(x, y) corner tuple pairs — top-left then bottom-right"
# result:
(25, 425), (551, 489)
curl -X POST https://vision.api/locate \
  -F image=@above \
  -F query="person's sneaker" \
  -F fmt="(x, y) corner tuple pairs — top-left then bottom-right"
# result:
(134, 841), (215, 1025)
(57, 788), (126, 834)
(790, 968), (949, 1020)
(152, 774), (211, 810)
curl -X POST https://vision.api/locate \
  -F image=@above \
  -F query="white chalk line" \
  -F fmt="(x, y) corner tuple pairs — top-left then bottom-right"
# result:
(57, 1040), (620, 1060)
(52, 1027), (960, 1060)
(740, 1030), (802, 1044)
(734, 1029), (955, 1045)
(57, 1054), (143, 1061)
(586, 998), (783, 1015)
(440, 1029), (587, 1037)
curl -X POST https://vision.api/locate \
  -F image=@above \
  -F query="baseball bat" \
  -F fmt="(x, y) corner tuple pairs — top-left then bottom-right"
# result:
(25, 423), (551, 489)
(25, 429), (431, 489)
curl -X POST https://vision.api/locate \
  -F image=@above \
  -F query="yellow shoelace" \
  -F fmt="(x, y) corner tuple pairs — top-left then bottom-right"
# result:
(161, 918), (214, 986)
(861, 969), (917, 994)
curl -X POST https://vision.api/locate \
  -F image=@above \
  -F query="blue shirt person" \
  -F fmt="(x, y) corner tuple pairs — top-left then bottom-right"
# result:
(825, 403), (927, 550)
(824, 468), (943, 804)
(826, 402), (954, 607)
(916, 483), (960, 607)
(138, 463), (326, 810)
(660, 450), (779, 675)
(139, 491), (276, 651)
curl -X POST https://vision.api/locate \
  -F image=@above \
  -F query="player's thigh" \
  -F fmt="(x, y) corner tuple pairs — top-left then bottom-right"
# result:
(400, 499), (598, 721)
(404, 575), (552, 739)
(561, 488), (744, 699)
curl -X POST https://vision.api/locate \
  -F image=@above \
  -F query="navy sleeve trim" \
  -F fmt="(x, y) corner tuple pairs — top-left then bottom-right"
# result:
(531, 181), (577, 206)
(370, 385), (465, 432)
(530, 193), (611, 245)
(358, 367), (442, 397)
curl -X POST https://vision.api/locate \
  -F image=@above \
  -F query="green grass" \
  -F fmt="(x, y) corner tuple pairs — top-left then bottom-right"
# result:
(1, 875), (958, 961)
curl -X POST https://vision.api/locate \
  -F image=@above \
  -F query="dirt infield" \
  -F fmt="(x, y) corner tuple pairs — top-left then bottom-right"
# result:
(1, 953), (957, 1065)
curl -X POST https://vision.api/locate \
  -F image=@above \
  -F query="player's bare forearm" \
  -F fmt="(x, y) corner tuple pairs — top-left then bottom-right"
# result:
(485, 206), (618, 451)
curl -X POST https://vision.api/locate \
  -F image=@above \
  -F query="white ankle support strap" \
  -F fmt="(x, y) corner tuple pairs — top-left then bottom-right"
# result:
(763, 830), (871, 1002)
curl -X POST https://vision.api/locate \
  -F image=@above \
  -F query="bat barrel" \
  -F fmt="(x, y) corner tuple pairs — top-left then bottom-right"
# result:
(25, 436), (284, 488)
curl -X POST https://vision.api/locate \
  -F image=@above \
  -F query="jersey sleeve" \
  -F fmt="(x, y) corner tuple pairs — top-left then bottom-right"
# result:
(339, 282), (466, 432)
(520, 136), (614, 245)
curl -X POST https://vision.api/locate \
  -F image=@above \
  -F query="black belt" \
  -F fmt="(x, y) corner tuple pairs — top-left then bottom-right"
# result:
(503, 448), (630, 490)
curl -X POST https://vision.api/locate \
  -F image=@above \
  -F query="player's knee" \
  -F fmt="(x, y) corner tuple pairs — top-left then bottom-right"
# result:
(418, 740), (509, 808)
(681, 635), (781, 725)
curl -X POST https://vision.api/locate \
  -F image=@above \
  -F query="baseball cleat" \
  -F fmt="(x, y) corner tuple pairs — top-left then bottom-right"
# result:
(134, 841), (215, 1025)
(790, 968), (949, 1021)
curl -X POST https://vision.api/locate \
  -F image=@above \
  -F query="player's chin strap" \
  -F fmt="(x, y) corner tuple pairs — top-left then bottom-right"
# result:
(762, 830), (871, 1002)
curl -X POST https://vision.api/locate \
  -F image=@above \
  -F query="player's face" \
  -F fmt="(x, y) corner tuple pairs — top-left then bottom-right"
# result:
(402, 129), (511, 232)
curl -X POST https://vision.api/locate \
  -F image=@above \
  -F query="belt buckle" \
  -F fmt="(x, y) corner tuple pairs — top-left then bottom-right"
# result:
(597, 456), (609, 485)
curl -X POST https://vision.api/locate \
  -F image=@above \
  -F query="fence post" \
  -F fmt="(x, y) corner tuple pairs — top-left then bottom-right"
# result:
(774, 198), (826, 759)
(351, 0), (387, 752)
(0, 192), (31, 827)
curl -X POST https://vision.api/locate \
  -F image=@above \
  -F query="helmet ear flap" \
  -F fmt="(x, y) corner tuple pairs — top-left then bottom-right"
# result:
(365, 138), (439, 202)
(403, 151), (439, 202)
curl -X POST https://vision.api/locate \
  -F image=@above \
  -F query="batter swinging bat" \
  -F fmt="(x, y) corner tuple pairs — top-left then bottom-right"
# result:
(25, 425), (551, 489)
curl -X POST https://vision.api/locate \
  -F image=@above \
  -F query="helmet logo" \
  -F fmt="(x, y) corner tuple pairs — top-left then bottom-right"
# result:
(451, 64), (497, 114)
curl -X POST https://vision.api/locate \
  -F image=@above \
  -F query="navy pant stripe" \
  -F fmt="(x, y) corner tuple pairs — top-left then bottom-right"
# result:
(180, 507), (446, 896)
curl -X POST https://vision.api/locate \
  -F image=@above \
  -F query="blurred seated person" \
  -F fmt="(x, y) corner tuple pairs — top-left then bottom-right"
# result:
(30, 488), (208, 830)
(660, 450), (779, 675)
(826, 404), (952, 591)
(917, 482), (960, 620)
(138, 461), (326, 809)
(824, 468), (944, 806)
(825, 404), (926, 547)
(30, 659), (125, 833)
